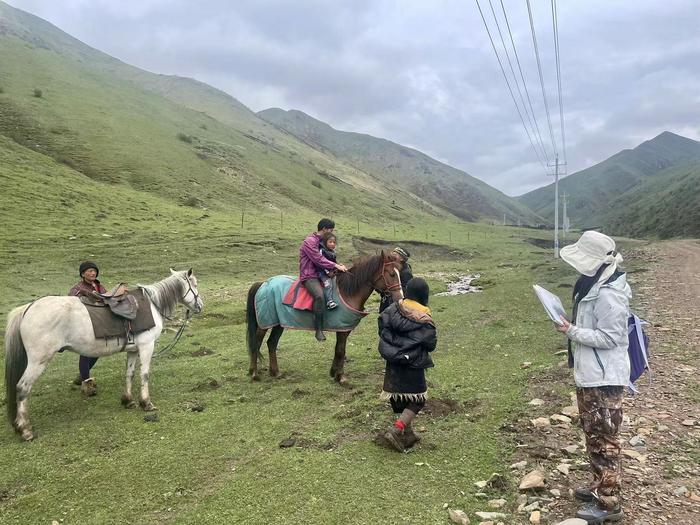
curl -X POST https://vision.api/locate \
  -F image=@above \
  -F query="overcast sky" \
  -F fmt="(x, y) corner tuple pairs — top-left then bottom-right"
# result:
(8, 0), (700, 195)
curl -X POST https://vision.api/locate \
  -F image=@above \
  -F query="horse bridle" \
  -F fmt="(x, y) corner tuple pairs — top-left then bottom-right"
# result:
(181, 275), (201, 310)
(372, 261), (402, 294)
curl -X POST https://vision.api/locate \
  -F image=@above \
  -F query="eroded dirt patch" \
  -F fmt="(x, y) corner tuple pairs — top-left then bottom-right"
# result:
(352, 236), (471, 261)
(423, 398), (463, 418)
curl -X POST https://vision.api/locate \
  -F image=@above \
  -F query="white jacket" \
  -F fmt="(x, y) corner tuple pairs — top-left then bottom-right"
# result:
(566, 273), (631, 388)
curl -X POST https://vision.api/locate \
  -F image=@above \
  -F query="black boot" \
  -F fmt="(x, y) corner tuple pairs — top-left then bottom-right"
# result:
(576, 503), (623, 524)
(575, 487), (595, 502)
(403, 427), (422, 448)
(383, 425), (406, 452)
(313, 298), (326, 341)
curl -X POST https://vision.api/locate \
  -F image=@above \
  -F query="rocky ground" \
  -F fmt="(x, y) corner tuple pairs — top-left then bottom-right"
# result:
(449, 240), (700, 525)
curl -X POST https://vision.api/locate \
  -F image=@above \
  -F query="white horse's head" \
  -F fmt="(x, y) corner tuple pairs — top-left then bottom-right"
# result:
(170, 268), (203, 314)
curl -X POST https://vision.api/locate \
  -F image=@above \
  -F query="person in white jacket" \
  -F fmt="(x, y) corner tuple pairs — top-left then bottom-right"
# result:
(555, 231), (630, 524)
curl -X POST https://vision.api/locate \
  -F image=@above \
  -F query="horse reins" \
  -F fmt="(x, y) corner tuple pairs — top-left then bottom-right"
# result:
(153, 276), (199, 358)
(372, 261), (402, 294)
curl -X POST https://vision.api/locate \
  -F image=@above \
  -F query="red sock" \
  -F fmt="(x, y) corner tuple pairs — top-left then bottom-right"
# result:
(394, 420), (406, 431)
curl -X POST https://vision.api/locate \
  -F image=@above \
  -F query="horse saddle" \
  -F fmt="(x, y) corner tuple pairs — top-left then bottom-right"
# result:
(81, 287), (156, 339)
(282, 279), (314, 311)
(98, 283), (138, 319)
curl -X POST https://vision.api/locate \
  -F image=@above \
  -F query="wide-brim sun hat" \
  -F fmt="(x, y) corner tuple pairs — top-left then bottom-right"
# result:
(559, 231), (620, 276)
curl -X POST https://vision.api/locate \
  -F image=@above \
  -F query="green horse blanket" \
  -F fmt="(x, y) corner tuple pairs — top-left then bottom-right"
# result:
(255, 275), (368, 332)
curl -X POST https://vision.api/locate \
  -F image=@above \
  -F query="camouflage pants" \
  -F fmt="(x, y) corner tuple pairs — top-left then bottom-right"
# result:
(576, 386), (624, 509)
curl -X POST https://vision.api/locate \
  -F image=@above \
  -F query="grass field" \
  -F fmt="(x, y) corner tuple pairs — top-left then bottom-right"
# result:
(1, 150), (580, 523)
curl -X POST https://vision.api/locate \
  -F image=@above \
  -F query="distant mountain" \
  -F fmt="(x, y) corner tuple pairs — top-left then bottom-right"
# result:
(518, 132), (700, 234)
(258, 108), (541, 224)
(601, 161), (700, 239)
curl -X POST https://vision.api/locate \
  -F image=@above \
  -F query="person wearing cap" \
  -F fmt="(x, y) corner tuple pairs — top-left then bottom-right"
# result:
(379, 246), (413, 313)
(69, 261), (107, 396)
(556, 231), (631, 523)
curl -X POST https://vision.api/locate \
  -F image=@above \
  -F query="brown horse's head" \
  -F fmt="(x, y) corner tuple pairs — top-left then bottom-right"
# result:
(374, 251), (404, 303)
(335, 252), (403, 304)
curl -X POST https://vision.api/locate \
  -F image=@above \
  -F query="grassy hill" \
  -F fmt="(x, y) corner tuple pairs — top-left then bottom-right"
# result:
(0, 0), (463, 232)
(258, 108), (542, 224)
(518, 132), (700, 235)
(600, 161), (700, 238)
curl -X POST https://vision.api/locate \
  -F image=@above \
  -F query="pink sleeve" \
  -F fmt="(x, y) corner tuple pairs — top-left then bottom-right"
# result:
(301, 237), (336, 270)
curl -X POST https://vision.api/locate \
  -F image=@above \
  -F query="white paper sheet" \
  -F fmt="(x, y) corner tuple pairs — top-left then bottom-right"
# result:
(532, 284), (568, 325)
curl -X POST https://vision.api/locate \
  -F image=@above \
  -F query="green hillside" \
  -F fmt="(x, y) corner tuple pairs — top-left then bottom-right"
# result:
(0, 1), (460, 231)
(518, 131), (700, 230)
(258, 108), (541, 224)
(601, 161), (700, 239)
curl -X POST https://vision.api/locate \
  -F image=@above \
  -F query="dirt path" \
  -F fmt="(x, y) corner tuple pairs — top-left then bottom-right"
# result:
(504, 240), (700, 525)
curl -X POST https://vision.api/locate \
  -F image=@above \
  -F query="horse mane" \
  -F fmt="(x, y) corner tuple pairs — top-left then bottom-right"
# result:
(336, 253), (385, 297)
(140, 272), (185, 318)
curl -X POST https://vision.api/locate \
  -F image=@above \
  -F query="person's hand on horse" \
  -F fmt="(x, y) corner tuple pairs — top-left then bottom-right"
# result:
(555, 316), (571, 333)
(335, 263), (348, 272)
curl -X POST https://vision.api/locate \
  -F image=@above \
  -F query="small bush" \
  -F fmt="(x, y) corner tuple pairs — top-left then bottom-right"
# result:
(199, 124), (208, 130)
(177, 132), (193, 143)
(182, 195), (204, 208)
(33, 88), (43, 98)
(311, 180), (322, 189)
(0, 86), (5, 94)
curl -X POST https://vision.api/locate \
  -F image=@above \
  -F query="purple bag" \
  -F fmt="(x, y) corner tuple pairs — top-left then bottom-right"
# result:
(627, 313), (651, 393)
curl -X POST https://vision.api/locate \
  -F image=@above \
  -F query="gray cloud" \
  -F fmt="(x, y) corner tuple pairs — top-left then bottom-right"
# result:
(8, 0), (700, 195)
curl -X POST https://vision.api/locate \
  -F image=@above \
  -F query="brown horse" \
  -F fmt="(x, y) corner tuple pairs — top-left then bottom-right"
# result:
(245, 252), (403, 384)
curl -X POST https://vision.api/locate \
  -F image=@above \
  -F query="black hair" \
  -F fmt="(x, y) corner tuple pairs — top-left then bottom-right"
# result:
(405, 277), (429, 306)
(320, 231), (336, 246)
(317, 218), (335, 231)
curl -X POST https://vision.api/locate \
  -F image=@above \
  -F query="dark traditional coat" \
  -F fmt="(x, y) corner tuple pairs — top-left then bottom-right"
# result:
(378, 300), (436, 399)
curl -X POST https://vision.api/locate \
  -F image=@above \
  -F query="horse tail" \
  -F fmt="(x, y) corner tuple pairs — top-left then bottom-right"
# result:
(246, 282), (264, 361)
(5, 304), (29, 425)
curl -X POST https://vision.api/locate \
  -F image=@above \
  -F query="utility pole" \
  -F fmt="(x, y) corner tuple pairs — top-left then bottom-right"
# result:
(548, 153), (566, 259)
(562, 192), (568, 241)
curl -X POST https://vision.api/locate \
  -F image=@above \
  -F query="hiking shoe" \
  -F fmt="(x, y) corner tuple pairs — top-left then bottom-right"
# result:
(383, 426), (406, 452)
(576, 503), (623, 524)
(403, 428), (422, 449)
(81, 378), (97, 397)
(326, 300), (338, 310)
(315, 329), (327, 342)
(73, 374), (83, 386)
(575, 487), (595, 502)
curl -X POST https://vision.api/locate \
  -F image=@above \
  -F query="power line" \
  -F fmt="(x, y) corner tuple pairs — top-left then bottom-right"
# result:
(475, 0), (547, 170)
(551, 0), (566, 164)
(499, 0), (551, 165)
(525, 0), (558, 159)
(487, 0), (551, 165)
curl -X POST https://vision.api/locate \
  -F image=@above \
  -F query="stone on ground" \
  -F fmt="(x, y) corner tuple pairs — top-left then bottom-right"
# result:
(448, 508), (470, 524)
(519, 469), (546, 490)
(475, 512), (507, 520)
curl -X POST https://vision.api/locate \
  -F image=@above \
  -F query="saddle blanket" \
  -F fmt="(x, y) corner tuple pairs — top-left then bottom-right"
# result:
(82, 288), (156, 339)
(282, 278), (314, 310)
(255, 275), (368, 333)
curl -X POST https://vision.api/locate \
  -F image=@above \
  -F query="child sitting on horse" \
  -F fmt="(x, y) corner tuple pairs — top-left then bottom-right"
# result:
(299, 218), (347, 341)
(377, 277), (437, 452)
(319, 231), (338, 310)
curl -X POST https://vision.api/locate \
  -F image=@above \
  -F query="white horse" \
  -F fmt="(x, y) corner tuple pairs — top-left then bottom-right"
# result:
(4, 269), (203, 441)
